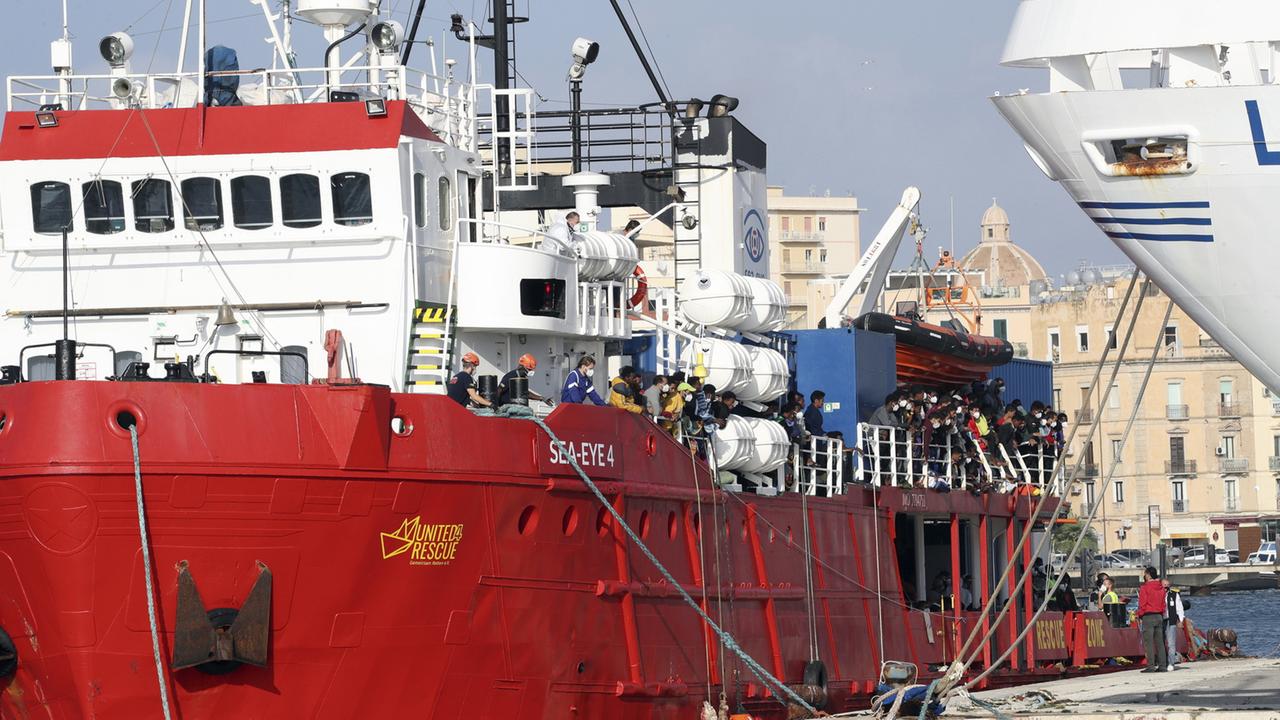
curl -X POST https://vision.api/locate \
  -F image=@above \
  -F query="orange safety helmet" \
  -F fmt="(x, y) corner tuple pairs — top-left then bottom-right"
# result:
(518, 353), (537, 370)
(461, 352), (480, 365)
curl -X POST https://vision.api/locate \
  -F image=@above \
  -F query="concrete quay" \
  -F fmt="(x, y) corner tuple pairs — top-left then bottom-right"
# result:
(944, 657), (1280, 718)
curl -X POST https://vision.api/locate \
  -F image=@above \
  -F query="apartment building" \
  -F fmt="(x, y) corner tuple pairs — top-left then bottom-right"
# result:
(765, 186), (862, 328)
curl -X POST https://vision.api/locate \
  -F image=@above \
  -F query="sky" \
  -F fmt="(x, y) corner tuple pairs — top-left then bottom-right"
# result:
(7, 0), (1128, 280)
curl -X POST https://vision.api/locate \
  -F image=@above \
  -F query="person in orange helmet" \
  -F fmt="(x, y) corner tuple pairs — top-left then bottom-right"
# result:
(447, 352), (491, 408)
(497, 352), (550, 406)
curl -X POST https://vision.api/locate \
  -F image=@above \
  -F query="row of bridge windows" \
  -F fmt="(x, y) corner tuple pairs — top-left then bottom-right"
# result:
(30, 172), (373, 235)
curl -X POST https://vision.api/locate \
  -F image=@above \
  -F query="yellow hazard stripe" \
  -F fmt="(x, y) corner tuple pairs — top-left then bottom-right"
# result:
(407, 380), (441, 386)
(415, 333), (444, 339)
(413, 307), (451, 322)
(410, 365), (442, 371)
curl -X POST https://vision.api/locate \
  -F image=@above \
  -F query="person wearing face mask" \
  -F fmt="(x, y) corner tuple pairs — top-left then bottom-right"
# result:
(643, 374), (669, 419)
(497, 353), (549, 406)
(561, 355), (606, 406)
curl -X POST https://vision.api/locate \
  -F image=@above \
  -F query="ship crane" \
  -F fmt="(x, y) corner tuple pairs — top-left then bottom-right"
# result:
(822, 186), (921, 329)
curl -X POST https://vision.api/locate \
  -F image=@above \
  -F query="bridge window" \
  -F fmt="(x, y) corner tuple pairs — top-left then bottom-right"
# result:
(437, 176), (452, 231)
(30, 181), (72, 234)
(82, 180), (125, 234)
(230, 175), (272, 230)
(331, 172), (372, 226)
(413, 172), (426, 228)
(280, 174), (321, 229)
(180, 177), (224, 231)
(132, 179), (175, 232)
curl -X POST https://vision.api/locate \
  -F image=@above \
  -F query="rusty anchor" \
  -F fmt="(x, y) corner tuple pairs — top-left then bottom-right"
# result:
(171, 560), (272, 674)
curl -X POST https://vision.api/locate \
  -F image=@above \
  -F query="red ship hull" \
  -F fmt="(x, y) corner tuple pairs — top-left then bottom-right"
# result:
(0, 382), (1157, 719)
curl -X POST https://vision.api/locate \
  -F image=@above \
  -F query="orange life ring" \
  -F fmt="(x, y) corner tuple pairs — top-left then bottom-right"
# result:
(629, 265), (648, 308)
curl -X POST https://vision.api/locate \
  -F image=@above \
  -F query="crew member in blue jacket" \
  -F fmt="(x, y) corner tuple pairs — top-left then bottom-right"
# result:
(561, 355), (606, 405)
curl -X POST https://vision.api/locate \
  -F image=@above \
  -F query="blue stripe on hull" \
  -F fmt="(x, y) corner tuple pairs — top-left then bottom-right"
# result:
(1104, 230), (1214, 243)
(1090, 216), (1211, 226)
(1080, 201), (1210, 210)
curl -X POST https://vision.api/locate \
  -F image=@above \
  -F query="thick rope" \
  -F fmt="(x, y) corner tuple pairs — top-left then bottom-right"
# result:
(130, 425), (174, 720)
(502, 406), (816, 715)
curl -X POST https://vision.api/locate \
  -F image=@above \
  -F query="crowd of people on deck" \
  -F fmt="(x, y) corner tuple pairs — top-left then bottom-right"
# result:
(449, 351), (1070, 495)
(863, 376), (1068, 493)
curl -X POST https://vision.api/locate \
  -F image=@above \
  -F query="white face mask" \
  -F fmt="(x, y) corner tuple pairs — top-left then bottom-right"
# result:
(929, 395), (938, 404)
(661, 384), (671, 392)
(931, 421), (941, 429)
(683, 393), (693, 401)
(526, 370), (536, 377)
(584, 367), (594, 377)
(972, 411), (980, 418)
(1034, 412), (1042, 418)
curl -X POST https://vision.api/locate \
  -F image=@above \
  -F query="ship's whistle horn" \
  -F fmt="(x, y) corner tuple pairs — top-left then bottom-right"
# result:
(214, 301), (237, 328)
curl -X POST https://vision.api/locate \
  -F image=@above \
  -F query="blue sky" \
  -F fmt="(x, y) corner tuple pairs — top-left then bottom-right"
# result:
(7, 0), (1125, 279)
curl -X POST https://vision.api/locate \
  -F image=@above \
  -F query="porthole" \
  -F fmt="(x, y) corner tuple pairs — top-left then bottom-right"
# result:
(562, 506), (579, 536)
(517, 505), (539, 536)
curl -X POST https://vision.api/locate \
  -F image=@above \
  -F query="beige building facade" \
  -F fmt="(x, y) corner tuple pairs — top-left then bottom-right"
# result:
(1029, 277), (1280, 557)
(765, 186), (862, 328)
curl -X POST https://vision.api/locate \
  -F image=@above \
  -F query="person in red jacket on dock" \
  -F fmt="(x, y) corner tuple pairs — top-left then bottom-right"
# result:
(1138, 566), (1169, 672)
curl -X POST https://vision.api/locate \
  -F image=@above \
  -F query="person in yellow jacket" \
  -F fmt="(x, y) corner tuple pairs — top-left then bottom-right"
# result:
(658, 383), (688, 436)
(608, 365), (644, 413)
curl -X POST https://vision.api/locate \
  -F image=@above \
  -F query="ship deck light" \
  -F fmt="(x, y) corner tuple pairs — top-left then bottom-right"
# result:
(365, 98), (388, 117)
(35, 111), (58, 128)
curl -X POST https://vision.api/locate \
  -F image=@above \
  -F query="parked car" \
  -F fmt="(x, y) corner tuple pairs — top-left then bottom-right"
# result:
(1111, 548), (1149, 565)
(1248, 541), (1277, 565)
(1183, 547), (1232, 566)
(1099, 553), (1133, 568)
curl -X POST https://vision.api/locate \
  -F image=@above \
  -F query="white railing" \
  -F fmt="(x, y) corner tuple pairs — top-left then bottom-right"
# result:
(576, 280), (632, 338)
(789, 435), (846, 497)
(7, 66), (476, 150)
(853, 423), (1059, 493)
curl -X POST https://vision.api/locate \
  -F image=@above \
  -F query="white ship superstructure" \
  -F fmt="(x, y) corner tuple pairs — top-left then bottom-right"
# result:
(993, 0), (1280, 392)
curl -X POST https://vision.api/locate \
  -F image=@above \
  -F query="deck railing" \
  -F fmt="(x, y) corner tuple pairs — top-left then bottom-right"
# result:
(854, 423), (1059, 493)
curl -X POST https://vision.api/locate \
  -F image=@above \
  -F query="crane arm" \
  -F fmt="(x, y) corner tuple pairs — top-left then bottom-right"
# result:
(823, 187), (921, 328)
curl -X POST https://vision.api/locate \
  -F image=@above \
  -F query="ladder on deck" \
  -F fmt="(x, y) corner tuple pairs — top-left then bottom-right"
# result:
(672, 120), (704, 290)
(404, 303), (456, 393)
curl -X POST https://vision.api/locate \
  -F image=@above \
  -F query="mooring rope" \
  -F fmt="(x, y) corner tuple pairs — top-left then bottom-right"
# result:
(501, 405), (817, 715)
(130, 424), (174, 720)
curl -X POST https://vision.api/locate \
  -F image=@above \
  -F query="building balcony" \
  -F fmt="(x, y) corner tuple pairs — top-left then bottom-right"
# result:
(1270, 456), (1280, 472)
(781, 259), (825, 275)
(1166, 404), (1189, 420)
(1219, 457), (1249, 474)
(1172, 499), (1187, 513)
(1272, 400), (1280, 416)
(1218, 402), (1242, 418)
(1079, 463), (1099, 479)
(1076, 407), (1094, 424)
(1165, 460), (1197, 476)
(1225, 497), (1240, 512)
(779, 231), (822, 243)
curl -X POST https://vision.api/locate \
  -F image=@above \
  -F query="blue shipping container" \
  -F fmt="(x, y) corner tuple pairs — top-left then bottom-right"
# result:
(791, 328), (897, 438)
(987, 358), (1054, 407)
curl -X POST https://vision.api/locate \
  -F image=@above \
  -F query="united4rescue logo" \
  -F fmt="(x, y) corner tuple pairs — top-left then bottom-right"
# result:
(380, 516), (464, 566)
(742, 208), (766, 263)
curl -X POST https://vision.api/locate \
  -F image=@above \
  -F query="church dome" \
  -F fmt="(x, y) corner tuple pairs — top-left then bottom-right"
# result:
(980, 202), (1010, 227)
(958, 200), (1048, 288)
